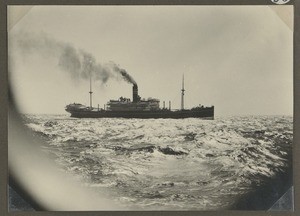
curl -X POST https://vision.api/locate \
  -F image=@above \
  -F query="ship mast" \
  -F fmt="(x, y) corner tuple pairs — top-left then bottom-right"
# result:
(181, 74), (185, 110)
(89, 65), (93, 109)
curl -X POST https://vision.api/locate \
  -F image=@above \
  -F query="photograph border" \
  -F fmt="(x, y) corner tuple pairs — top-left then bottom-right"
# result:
(1, 0), (299, 215)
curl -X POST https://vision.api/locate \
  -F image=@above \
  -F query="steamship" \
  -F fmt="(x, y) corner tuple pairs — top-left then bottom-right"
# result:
(65, 76), (214, 119)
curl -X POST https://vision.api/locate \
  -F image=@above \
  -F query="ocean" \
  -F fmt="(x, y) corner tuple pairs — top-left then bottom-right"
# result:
(21, 115), (293, 210)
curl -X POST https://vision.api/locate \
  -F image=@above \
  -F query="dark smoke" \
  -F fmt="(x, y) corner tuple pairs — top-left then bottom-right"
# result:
(112, 64), (137, 85)
(11, 32), (136, 85)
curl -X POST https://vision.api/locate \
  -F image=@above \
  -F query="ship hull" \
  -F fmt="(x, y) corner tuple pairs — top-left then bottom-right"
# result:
(66, 107), (214, 119)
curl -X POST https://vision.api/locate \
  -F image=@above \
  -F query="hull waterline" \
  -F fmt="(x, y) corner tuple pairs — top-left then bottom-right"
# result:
(66, 107), (214, 119)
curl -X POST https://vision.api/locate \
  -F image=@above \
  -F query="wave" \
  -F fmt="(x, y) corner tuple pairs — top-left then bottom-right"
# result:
(22, 114), (293, 210)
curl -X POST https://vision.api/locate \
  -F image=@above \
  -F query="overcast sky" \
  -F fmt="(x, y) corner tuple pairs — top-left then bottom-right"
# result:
(8, 6), (293, 116)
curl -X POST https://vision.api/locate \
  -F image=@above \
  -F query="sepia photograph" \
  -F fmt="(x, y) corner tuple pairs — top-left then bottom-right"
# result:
(7, 5), (294, 211)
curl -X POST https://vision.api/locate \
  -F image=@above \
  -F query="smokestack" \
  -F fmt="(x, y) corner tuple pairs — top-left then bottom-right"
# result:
(133, 84), (139, 102)
(163, 101), (165, 109)
(169, 101), (171, 110)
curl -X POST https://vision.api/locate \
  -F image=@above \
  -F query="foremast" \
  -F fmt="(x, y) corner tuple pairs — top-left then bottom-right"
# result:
(181, 74), (185, 110)
(89, 67), (93, 109)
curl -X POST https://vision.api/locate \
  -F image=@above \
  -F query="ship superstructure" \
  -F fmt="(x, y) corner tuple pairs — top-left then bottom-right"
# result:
(106, 85), (160, 111)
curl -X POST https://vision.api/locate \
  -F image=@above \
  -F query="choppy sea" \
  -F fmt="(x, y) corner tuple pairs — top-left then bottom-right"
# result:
(22, 115), (293, 210)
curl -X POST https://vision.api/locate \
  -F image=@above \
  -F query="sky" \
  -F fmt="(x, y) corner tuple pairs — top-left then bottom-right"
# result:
(8, 6), (293, 116)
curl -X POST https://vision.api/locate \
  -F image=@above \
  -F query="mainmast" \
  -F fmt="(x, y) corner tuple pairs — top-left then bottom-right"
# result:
(89, 68), (93, 109)
(181, 74), (185, 110)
